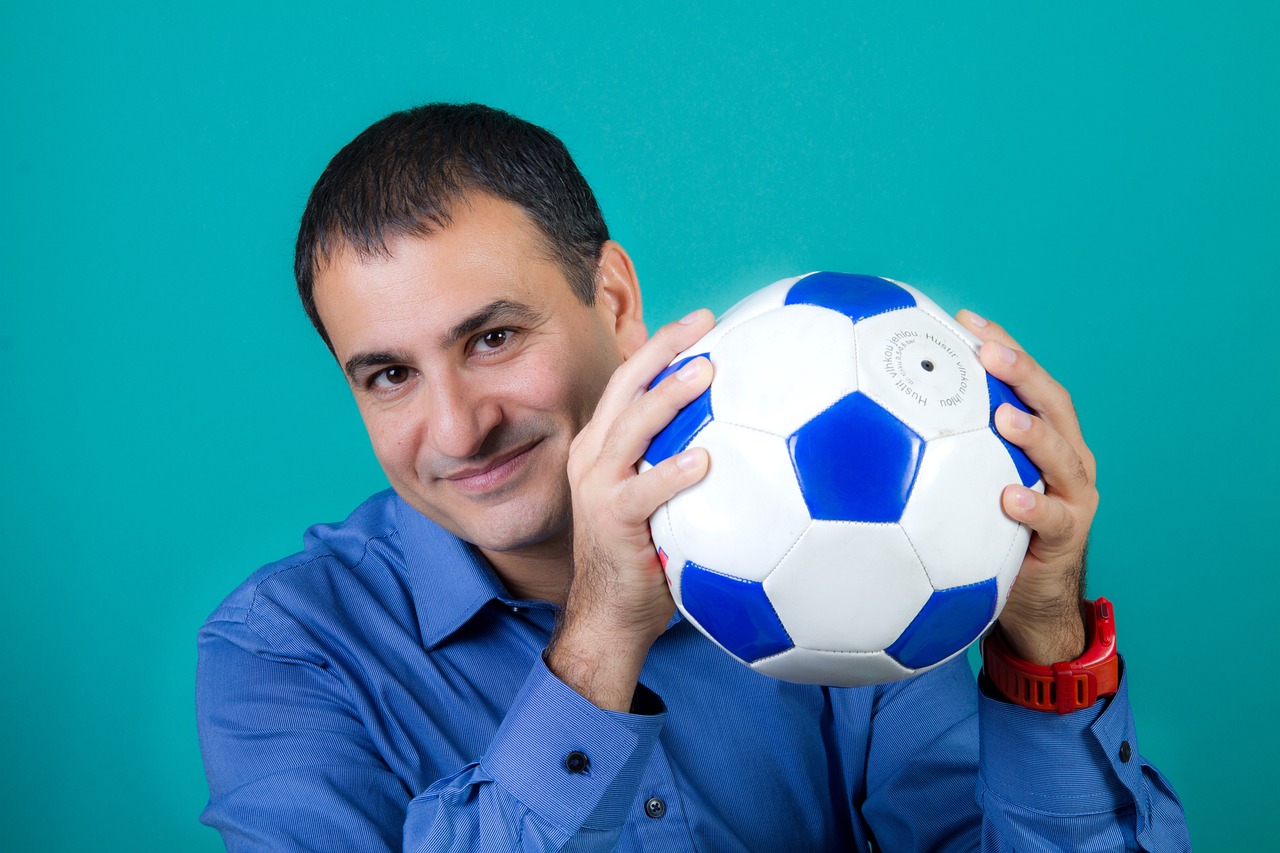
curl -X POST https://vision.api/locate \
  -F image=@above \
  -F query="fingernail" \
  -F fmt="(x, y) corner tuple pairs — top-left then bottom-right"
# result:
(994, 342), (1017, 365)
(676, 357), (705, 381)
(967, 311), (988, 328)
(1013, 487), (1036, 510)
(679, 309), (704, 325)
(1010, 408), (1032, 430)
(676, 450), (701, 469)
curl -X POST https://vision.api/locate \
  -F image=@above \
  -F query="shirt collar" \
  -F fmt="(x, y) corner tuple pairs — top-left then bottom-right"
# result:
(390, 492), (682, 649)
(392, 494), (528, 650)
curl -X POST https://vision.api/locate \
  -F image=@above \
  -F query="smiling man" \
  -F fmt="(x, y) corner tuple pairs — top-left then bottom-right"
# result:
(197, 103), (1189, 851)
(315, 196), (634, 597)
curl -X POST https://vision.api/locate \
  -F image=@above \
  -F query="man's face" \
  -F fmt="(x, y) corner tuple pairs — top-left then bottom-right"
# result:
(313, 193), (640, 560)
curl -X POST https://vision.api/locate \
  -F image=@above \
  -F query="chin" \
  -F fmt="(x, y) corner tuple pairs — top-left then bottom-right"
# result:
(445, 493), (572, 555)
(479, 513), (570, 554)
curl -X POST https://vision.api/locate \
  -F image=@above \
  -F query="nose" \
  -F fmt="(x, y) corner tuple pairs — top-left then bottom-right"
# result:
(424, 372), (503, 460)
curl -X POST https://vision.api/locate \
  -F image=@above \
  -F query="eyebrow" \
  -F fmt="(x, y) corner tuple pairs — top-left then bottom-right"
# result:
(440, 299), (544, 348)
(341, 299), (546, 383)
(343, 350), (412, 383)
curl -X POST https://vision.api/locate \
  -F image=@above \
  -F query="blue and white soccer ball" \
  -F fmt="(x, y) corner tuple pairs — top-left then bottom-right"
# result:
(642, 272), (1044, 687)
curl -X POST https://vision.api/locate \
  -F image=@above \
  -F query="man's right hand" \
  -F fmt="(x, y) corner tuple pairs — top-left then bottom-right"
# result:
(546, 309), (717, 712)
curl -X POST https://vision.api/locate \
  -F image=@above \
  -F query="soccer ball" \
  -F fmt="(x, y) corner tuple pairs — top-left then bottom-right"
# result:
(641, 272), (1043, 687)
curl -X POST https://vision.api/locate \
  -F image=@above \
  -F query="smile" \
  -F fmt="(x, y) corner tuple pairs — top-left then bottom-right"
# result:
(441, 439), (543, 496)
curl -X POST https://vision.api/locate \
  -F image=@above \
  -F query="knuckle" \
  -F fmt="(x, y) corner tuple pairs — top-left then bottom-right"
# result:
(1081, 447), (1098, 481)
(1057, 509), (1077, 542)
(1050, 381), (1075, 414)
(1070, 456), (1090, 488)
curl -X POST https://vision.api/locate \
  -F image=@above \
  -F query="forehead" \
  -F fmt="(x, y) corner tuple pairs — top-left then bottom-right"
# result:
(312, 194), (574, 354)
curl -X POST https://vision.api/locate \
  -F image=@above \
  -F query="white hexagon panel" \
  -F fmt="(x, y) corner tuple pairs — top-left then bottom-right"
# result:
(751, 646), (916, 688)
(661, 421), (812, 584)
(853, 308), (990, 441)
(711, 304), (858, 437)
(670, 274), (804, 362)
(900, 429), (1043, 594)
(888, 278), (984, 351)
(763, 521), (934, 653)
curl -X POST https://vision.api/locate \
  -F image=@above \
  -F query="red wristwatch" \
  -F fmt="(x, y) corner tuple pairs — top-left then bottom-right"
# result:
(981, 598), (1119, 714)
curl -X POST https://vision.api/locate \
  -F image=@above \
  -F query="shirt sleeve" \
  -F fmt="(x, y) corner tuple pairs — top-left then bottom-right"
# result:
(197, 610), (409, 851)
(859, 656), (1190, 852)
(198, 609), (666, 853)
(977, 661), (1191, 851)
(403, 656), (666, 852)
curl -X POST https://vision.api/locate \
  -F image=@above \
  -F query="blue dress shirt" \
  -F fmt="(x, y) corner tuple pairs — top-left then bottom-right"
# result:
(197, 490), (1189, 851)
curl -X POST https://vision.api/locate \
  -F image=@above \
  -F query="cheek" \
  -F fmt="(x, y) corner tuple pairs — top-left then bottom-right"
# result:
(526, 359), (610, 427)
(557, 330), (624, 413)
(361, 408), (421, 473)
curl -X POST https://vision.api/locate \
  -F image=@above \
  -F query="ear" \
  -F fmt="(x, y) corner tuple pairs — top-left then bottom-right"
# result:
(593, 240), (648, 358)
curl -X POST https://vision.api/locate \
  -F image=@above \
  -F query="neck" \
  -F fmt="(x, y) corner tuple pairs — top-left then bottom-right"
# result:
(479, 531), (574, 606)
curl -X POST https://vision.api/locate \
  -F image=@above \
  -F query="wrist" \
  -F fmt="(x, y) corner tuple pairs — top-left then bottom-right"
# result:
(982, 597), (1119, 714)
(996, 599), (1087, 665)
(545, 610), (657, 713)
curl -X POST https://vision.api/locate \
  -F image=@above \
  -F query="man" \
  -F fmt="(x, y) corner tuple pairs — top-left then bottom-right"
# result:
(198, 103), (1189, 850)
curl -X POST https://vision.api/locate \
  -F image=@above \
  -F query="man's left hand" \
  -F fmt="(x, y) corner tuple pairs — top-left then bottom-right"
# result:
(958, 310), (1099, 666)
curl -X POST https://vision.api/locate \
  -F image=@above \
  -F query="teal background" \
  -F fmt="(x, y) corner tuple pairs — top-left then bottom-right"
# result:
(2, 2), (1275, 849)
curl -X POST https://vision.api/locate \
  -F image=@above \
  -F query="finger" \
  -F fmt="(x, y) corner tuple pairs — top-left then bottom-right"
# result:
(1001, 483), (1081, 555)
(994, 402), (1095, 498)
(614, 447), (711, 525)
(963, 319), (1086, 456)
(978, 340), (1076, 435)
(592, 309), (715, 427)
(599, 355), (714, 469)
(956, 309), (1027, 352)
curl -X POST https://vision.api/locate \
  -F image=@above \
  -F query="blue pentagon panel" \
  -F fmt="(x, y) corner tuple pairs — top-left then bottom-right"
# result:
(679, 561), (794, 662)
(885, 578), (998, 669)
(643, 354), (714, 466)
(784, 272), (917, 324)
(985, 373), (1042, 488)
(787, 391), (925, 522)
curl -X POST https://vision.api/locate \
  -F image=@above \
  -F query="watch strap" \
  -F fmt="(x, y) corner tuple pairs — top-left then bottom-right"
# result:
(981, 597), (1119, 714)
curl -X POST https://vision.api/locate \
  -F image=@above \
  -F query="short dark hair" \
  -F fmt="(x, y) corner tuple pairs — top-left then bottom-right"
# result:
(294, 103), (610, 352)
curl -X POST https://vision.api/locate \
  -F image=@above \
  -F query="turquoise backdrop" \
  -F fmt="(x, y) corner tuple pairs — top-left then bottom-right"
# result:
(3, 2), (1275, 849)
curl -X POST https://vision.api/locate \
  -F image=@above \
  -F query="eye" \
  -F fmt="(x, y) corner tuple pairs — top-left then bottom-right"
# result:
(473, 329), (513, 353)
(370, 366), (416, 390)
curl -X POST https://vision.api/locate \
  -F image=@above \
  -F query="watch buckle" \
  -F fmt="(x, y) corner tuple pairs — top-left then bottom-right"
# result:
(1051, 664), (1098, 714)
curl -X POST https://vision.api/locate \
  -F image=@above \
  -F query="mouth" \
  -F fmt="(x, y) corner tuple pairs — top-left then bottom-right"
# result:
(441, 439), (544, 495)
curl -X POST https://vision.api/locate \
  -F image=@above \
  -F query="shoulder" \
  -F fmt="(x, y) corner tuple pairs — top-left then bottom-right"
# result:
(199, 490), (410, 649)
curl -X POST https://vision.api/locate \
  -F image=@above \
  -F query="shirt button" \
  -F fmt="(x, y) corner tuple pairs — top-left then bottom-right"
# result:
(644, 797), (667, 819)
(1119, 741), (1133, 763)
(564, 751), (590, 774)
